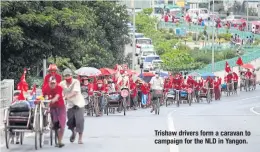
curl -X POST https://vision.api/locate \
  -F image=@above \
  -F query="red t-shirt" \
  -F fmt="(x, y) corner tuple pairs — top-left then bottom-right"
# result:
(42, 73), (62, 89)
(130, 82), (137, 97)
(245, 71), (252, 78)
(233, 74), (239, 82)
(42, 85), (65, 108)
(227, 74), (233, 82)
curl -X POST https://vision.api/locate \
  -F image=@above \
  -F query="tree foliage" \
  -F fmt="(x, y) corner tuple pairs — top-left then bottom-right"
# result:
(1, 1), (130, 83)
(135, 9), (202, 72)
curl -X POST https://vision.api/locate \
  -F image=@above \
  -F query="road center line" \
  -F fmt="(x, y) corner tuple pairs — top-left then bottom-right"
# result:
(167, 111), (179, 152)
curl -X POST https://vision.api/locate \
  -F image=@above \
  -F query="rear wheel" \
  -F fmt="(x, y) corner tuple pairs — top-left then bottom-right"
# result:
(20, 132), (24, 145)
(5, 124), (10, 149)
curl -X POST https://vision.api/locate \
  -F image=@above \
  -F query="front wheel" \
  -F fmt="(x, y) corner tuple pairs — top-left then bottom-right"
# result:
(188, 94), (192, 106)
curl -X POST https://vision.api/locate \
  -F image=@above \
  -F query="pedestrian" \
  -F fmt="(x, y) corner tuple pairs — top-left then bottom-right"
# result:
(214, 78), (221, 100)
(59, 69), (85, 144)
(42, 64), (62, 89)
(42, 76), (66, 148)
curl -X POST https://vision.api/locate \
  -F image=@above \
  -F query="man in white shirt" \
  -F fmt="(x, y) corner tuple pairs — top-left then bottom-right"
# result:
(150, 72), (164, 90)
(149, 72), (164, 112)
(59, 69), (85, 144)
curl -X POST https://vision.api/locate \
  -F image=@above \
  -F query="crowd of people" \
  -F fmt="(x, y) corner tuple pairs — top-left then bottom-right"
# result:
(11, 63), (257, 148)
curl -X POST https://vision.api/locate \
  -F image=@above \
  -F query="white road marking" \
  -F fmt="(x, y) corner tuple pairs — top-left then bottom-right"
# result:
(250, 107), (260, 115)
(239, 96), (260, 101)
(167, 111), (180, 152)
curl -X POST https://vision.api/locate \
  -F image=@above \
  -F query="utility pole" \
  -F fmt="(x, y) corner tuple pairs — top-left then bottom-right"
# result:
(211, 0), (215, 73)
(246, 0), (249, 31)
(43, 58), (47, 78)
(131, 0), (136, 70)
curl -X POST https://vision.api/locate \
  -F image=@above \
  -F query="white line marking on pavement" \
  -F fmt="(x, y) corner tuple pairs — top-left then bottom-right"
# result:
(250, 107), (260, 115)
(239, 96), (260, 101)
(167, 111), (180, 152)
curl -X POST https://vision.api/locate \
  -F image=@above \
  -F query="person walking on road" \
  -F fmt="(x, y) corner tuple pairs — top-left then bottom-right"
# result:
(42, 76), (66, 148)
(60, 69), (85, 144)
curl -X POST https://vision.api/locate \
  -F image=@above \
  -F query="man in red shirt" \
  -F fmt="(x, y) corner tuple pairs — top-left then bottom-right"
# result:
(43, 64), (62, 89)
(245, 69), (252, 79)
(42, 76), (65, 148)
(93, 80), (107, 116)
(233, 72), (239, 91)
(129, 79), (138, 110)
(214, 78), (221, 100)
(226, 72), (233, 83)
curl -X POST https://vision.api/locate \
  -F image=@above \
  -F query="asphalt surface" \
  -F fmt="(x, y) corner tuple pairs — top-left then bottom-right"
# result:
(1, 85), (259, 152)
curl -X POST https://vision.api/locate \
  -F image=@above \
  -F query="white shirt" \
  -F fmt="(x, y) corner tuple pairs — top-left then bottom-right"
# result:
(150, 76), (164, 90)
(60, 79), (85, 108)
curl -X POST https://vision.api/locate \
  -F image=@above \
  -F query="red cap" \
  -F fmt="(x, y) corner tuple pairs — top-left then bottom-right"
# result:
(48, 64), (57, 71)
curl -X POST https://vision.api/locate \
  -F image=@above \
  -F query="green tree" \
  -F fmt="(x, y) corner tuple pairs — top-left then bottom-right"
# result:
(1, 1), (129, 83)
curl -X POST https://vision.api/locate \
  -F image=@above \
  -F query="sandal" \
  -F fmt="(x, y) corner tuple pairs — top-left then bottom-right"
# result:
(70, 132), (76, 143)
(78, 140), (83, 144)
(55, 143), (65, 148)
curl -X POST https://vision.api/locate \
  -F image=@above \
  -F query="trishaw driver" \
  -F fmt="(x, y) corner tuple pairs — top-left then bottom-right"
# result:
(43, 64), (62, 89)
(149, 72), (164, 113)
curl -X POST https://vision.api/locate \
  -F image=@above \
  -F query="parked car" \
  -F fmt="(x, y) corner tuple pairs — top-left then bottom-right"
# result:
(143, 55), (160, 72)
(138, 50), (156, 65)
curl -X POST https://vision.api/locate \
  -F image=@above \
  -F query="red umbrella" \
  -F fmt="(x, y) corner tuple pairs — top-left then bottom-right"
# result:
(241, 63), (254, 69)
(139, 72), (155, 77)
(99, 68), (116, 75)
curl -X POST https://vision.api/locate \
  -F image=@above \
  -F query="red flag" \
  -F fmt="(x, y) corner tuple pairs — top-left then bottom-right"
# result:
(225, 61), (231, 73)
(17, 69), (29, 92)
(30, 84), (36, 96)
(18, 90), (26, 100)
(236, 57), (243, 66)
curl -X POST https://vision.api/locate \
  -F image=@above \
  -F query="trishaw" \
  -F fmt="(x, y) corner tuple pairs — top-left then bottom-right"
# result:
(165, 89), (176, 107)
(105, 88), (128, 116)
(198, 87), (212, 103)
(151, 88), (163, 115)
(226, 80), (234, 96)
(179, 88), (193, 106)
(3, 99), (53, 150)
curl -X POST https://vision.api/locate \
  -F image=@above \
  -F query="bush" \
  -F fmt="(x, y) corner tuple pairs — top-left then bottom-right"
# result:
(169, 28), (174, 33)
(218, 33), (232, 41)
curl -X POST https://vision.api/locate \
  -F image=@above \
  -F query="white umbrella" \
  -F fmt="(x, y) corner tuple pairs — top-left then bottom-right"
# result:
(75, 67), (101, 76)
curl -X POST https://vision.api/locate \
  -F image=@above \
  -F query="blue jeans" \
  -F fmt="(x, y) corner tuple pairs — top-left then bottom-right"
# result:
(141, 94), (147, 105)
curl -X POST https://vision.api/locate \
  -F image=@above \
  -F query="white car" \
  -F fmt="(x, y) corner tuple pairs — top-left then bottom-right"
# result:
(151, 59), (163, 71)
(136, 44), (154, 55)
(143, 55), (160, 72)
(138, 51), (156, 65)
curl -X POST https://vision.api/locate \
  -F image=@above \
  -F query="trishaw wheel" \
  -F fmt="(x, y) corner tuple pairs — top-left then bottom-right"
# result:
(157, 99), (160, 115)
(39, 133), (43, 148)
(50, 129), (53, 146)
(20, 132), (24, 145)
(5, 124), (10, 149)
(35, 131), (38, 150)
(123, 99), (126, 116)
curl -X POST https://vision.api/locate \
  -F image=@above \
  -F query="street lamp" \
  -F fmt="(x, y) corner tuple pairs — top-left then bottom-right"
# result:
(131, 0), (136, 70)
(211, 0), (215, 73)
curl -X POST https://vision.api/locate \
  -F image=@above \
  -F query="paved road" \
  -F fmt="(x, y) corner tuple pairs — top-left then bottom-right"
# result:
(1, 86), (260, 152)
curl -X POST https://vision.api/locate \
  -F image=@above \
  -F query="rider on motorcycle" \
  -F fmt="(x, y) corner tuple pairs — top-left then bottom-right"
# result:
(149, 72), (164, 113)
